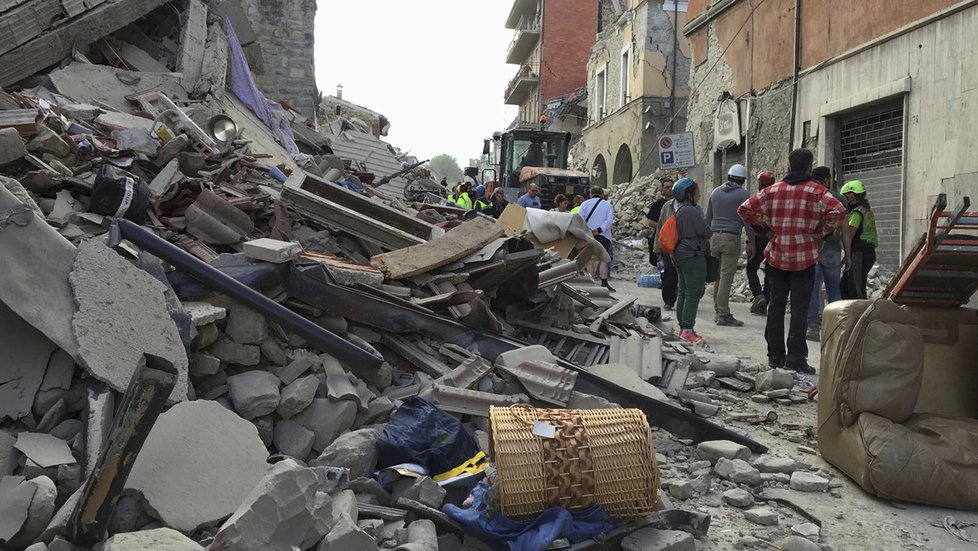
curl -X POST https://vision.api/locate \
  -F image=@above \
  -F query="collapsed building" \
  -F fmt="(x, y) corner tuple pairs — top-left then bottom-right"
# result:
(1, 0), (977, 550)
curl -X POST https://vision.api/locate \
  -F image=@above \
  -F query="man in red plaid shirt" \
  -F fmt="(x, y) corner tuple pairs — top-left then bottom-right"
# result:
(737, 149), (845, 374)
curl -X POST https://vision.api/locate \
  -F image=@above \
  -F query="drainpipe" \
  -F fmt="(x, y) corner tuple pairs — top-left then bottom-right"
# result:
(669, 0), (678, 132)
(787, 0), (801, 152)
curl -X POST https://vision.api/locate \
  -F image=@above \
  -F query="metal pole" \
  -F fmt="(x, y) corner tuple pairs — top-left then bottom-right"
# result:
(788, 0), (801, 152)
(69, 355), (177, 545)
(670, 0), (679, 133)
(111, 220), (383, 370)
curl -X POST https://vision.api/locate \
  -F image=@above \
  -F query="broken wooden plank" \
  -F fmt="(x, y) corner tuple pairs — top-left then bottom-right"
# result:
(0, 0), (171, 87)
(371, 217), (505, 280)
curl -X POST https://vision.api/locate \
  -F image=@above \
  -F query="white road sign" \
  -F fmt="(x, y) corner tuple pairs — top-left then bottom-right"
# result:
(657, 132), (696, 169)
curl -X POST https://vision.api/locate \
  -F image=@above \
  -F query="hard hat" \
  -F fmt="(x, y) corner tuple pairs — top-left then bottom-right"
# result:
(673, 178), (695, 202)
(475, 185), (485, 197)
(757, 171), (775, 188)
(728, 164), (747, 179)
(841, 180), (865, 195)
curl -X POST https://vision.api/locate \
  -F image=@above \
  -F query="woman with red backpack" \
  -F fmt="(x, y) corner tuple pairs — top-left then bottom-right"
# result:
(659, 178), (712, 343)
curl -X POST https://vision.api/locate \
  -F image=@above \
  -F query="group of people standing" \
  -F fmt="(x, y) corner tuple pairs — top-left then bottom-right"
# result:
(647, 148), (878, 373)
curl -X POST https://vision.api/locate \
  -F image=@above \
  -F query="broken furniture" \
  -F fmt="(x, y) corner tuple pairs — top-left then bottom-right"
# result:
(818, 299), (978, 510)
(885, 194), (978, 306)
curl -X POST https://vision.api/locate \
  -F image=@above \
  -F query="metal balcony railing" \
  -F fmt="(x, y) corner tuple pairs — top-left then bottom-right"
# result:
(504, 63), (540, 103)
(506, 15), (541, 62)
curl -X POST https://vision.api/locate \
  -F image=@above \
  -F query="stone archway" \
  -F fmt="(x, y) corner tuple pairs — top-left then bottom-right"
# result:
(592, 155), (608, 189)
(613, 144), (633, 186)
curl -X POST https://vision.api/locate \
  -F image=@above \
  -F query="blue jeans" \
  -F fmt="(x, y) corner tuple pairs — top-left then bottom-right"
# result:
(808, 262), (842, 326)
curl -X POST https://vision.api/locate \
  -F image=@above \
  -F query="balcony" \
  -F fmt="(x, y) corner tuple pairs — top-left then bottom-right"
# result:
(504, 64), (539, 105)
(505, 15), (541, 64)
(505, 0), (538, 28)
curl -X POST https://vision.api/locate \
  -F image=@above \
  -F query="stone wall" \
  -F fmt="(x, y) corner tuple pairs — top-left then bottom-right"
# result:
(242, 0), (317, 117)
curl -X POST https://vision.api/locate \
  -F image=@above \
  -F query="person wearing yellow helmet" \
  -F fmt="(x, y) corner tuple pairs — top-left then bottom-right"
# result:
(840, 179), (877, 300)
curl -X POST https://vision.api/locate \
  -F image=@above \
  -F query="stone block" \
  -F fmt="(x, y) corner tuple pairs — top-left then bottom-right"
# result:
(277, 352), (320, 385)
(751, 455), (799, 474)
(319, 513), (378, 551)
(621, 527), (695, 551)
(210, 339), (261, 365)
(210, 459), (333, 551)
(715, 457), (761, 486)
(0, 432), (19, 476)
(790, 522), (820, 541)
(3, 475), (57, 549)
(294, 399), (358, 452)
(261, 339), (288, 366)
(695, 440), (751, 464)
(754, 369), (794, 392)
(226, 305), (269, 344)
(390, 476), (446, 510)
(228, 371), (281, 420)
(242, 238), (301, 263)
(722, 488), (754, 508)
(190, 353), (222, 377)
(312, 428), (381, 479)
(0, 128), (27, 166)
(743, 506), (779, 526)
(125, 401), (269, 533)
(277, 374), (319, 419)
(789, 471), (829, 493)
(182, 301), (227, 326)
(26, 126), (71, 158)
(273, 419), (316, 460)
(102, 527), (204, 550)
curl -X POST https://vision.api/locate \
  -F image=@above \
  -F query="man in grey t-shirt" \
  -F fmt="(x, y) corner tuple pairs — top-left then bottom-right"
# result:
(705, 164), (754, 327)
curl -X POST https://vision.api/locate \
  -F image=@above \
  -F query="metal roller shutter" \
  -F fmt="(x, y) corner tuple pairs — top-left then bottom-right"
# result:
(839, 103), (905, 271)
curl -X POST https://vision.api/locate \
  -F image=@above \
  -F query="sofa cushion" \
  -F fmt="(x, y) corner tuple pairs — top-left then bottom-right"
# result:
(859, 412), (978, 510)
(837, 300), (923, 426)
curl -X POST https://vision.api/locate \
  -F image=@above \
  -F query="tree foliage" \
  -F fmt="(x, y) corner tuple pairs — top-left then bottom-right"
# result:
(428, 154), (463, 183)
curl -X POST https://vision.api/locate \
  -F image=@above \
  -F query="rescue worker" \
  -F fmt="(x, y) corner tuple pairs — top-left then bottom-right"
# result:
(705, 163), (754, 327)
(570, 195), (586, 214)
(481, 188), (508, 218)
(473, 185), (489, 210)
(453, 183), (474, 209)
(840, 180), (877, 300)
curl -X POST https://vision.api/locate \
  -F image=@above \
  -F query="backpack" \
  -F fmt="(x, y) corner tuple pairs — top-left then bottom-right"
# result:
(658, 205), (684, 254)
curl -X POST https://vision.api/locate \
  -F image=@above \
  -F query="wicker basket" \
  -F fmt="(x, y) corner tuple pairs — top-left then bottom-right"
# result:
(488, 404), (659, 519)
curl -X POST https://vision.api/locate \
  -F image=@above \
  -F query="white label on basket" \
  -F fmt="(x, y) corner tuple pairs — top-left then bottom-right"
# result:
(532, 421), (556, 439)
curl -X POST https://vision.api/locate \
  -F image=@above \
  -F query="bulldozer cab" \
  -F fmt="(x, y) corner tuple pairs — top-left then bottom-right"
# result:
(498, 130), (589, 206)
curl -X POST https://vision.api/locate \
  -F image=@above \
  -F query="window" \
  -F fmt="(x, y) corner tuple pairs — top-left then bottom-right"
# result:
(620, 47), (630, 108)
(595, 67), (607, 122)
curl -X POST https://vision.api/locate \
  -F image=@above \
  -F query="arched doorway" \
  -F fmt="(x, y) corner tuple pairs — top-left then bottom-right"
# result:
(592, 155), (607, 189)
(613, 144), (633, 185)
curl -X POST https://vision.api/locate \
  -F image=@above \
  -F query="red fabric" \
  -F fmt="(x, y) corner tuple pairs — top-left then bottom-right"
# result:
(737, 180), (845, 271)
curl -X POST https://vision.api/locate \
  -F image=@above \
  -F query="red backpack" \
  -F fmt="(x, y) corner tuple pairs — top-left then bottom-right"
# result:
(658, 205), (684, 254)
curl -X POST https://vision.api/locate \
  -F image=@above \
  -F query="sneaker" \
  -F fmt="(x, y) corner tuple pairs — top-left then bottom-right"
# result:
(680, 329), (706, 343)
(750, 296), (768, 315)
(786, 362), (817, 375)
(715, 314), (745, 327)
(806, 325), (821, 342)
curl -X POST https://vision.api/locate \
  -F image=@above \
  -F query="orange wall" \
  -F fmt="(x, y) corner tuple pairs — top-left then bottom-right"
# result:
(687, 0), (960, 95)
(541, 0), (598, 101)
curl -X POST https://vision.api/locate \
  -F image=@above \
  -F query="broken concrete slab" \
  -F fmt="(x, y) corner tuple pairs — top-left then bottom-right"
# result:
(621, 527), (695, 551)
(102, 527), (204, 550)
(0, 301), (59, 422)
(14, 433), (75, 468)
(371, 217), (504, 280)
(182, 302), (228, 327)
(0, 476), (36, 544)
(391, 477), (446, 511)
(69, 239), (190, 403)
(743, 507), (779, 526)
(260, 339), (288, 366)
(226, 304), (269, 344)
(320, 513), (378, 551)
(323, 354), (360, 406)
(0, 128), (27, 166)
(695, 440), (752, 465)
(293, 398), (358, 452)
(722, 488), (755, 508)
(0, 432), (19, 476)
(26, 126), (71, 158)
(243, 238), (301, 264)
(714, 458), (761, 486)
(277, 374), (319, 419)
(789, 471), (830, 493)
(273, 419), (315, 460)
(311, 427), (382, 479)
(125, 400), (269, 533)
(780, 535), (820, 551)
(5, 475), (57, 549)
(227, 371), (281, 419)
(209, 339), (261, 365)
(210, 459), (333, 551)
(494, 344), (558, 369)
(277, 352), (320, 385)
(0, 187), (79, 360)
(752, 455), (800, 474)
(586, 363), (669, 402)
(394, 519), (438, 551)
(190, 353), (221, 377)
(754, 369), (794, 393)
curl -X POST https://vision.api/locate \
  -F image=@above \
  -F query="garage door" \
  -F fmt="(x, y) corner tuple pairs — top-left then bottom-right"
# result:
(839, 102), (904, 271)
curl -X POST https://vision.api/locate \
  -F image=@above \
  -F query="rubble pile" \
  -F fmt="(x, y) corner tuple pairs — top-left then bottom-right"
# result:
(608, 171), (684, 240)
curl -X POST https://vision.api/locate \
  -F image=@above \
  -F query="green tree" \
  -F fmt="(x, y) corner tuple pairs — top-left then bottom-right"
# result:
(428, 154), (463, 183)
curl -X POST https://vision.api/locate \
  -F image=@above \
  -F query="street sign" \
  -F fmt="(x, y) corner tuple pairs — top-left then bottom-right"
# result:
(657, 132), (695, 169)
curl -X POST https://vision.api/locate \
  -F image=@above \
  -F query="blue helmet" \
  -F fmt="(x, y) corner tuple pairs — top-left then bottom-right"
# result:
(475, 185), (486, 197)
(672, 178), (695, 202)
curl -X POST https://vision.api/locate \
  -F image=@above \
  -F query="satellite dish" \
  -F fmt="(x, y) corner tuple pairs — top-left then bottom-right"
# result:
(206, 115), (238, 145)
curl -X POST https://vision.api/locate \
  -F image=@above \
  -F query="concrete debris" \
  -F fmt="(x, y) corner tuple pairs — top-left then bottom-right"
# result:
(621, 528), (695, 551)
(722, 488), (755, 508)
(0, 302), (59, 422)
(390, 476), (446, 510)
(695, 440), (751, 465)
(227, 370), (281, 419)
(243, 238), (302, 263)
(320, 513), (379, 551)
(69, 239), (190, 403)
(3, 475), (57, 549)
(106, 495), (152, 536)
(273, 419), (315, 460)
(13, 433), (76, 468)
(210, 459), (332, 551)
(101, 527), (204, 550)
(209, 339), (261, 365)
(0, 476), (39, 545)
(125, 400), (268, 532)
(496, 360), (576, 406)
(789, 471), (830, 493)
(743, 507), (779, 526)
(293, 398), (358, 452)
(312, 427), (382, 479)
(781, 535), (821, 550)
(277, 374), (320, 419)
(714, 457), (762, 486)
(182, 302), (227, 326)
(753, 369), (794, 393)
(751, 455), (800, 474)
(0, 432), (19, 477)
(226, 304), (270, 344)
(0, 128), (27, 166)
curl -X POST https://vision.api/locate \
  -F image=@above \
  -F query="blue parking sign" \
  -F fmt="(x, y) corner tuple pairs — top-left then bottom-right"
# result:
(660, 151), (674, 165)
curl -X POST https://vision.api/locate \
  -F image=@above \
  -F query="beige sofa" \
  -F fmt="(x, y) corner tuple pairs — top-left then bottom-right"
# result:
(817, 299), (978, 510)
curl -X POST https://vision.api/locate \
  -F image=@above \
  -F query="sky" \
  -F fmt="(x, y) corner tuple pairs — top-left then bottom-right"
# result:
(313, 1), (519, 168)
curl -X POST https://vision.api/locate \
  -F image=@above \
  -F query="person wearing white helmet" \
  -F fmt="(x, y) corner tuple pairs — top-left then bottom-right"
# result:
(705, 163), (754, 327)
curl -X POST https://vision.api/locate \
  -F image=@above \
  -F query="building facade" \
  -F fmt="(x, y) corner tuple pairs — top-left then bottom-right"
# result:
(683, 0), (977, 271)
(504, 0), (598, 128)
(581, 0), (692, 188)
